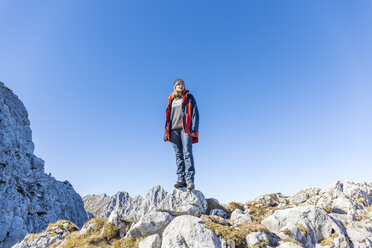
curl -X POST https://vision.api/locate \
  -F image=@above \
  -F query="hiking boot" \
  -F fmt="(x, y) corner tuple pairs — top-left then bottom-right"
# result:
(186, 181), (195, 191)
(174, 180), (186, 188)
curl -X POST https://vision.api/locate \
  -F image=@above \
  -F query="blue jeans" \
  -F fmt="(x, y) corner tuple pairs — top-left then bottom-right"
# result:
(171, 129), (195, 183)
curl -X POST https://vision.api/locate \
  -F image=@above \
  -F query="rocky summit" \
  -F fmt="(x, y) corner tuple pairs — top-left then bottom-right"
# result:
(0, 82), (88, 248)
(12, 181), (372, 248)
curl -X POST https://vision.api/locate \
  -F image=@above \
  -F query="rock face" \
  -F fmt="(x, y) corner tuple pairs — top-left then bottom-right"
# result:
(83, 187), (207, 221)
(161, 215), (221, 248)
(0, 82), (88, 248)
(157, 188), (208, 217)
(126, 212), (173, 238)
(83, 185), (166, 220)
(138, 234), (161, 248)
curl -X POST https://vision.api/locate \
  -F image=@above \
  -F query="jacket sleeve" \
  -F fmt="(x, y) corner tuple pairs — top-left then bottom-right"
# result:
(191, 96), (199, 133)
(163, 131), (168, 141)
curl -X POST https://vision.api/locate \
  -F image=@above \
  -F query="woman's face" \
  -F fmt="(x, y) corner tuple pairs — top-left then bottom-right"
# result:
(175, 82), (185, 92)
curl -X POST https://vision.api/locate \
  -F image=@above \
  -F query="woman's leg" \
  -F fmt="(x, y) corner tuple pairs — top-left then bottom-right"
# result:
(181, 130), (195, 184)
(171, 129), (186, 183)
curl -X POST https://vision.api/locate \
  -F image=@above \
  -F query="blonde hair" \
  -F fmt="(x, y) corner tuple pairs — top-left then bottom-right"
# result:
(172, 89), (185, 98)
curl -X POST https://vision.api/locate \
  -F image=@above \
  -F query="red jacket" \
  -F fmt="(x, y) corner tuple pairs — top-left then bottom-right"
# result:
(164, 90), (199, 144)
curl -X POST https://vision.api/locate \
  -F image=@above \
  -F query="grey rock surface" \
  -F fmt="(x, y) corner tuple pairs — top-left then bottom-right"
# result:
(161, 215), (221, 248)
(83, 185), (166, 220)
(0, 82), (88, 248)
(262, 205), (349, 247)
(210, 208), (228, 218)
(107, 211), (128, 238)
(277, 242), (303, 248)
(138, 234), (161, 248)
(126, 212), (173, 238)
(157, 188), (208, 217)
(254, 193), (288, 207)
(289, 181), (370, 220)
(345, 221), (372, 244)
(78, 222), (96, 235)
(245, 231), (269, 246)
(12, 220), (79, 248)
(230, 209), (253, 225)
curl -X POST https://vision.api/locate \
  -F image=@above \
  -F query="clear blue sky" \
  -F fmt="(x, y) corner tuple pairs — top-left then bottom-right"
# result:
(1, 0), (371, 204)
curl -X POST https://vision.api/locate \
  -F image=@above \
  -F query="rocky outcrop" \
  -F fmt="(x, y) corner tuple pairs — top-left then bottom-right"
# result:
(262, 206), (349, 247)
(156, 188), (208, 216)
(161, 215), (221, 248)
(83, 185), (166, 220)
(0, 82), (88, 248)
(13, 181), (372, 248)
(126, 212), (173, 238)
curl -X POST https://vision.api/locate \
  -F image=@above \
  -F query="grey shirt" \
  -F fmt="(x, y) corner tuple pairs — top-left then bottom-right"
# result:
(171, 96), (183, 130)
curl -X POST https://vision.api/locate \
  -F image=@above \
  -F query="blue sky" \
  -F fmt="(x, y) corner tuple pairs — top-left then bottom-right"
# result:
(1, 0), (371, 204)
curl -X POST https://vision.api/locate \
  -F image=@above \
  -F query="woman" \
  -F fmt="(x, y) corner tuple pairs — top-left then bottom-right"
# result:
(164, 79), (199, 190)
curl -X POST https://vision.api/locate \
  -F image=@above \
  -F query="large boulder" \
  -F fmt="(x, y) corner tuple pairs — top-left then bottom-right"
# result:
(157, 188), (208, 217)
(161, 215), (221, 248)
(0, 82), (88, 248)
(138, 234), (161, 248)
(230, 209), (253, 225)
(245, 231), (270, 246)
(262, 206), (349, 247)
(126, 212), (173, 238)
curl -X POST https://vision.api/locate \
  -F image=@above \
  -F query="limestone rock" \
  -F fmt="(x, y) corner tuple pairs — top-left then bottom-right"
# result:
(289, 181), (371, 220)
(289, 187), (322, 206)
(230, 209), (253, 225)
(79, 222), (96, 235)
(138, 234), (161, 248)
(107, 211), (128, 238)
(262, 206), (349, 247)
(245, 231), (270, 246)
(126, 212), (173, 238)
(254, 193), (288, 207)
(12, 220), (78, 248)
(210, 209), (228, 218)
(345, 222), (372, 244)
(83, 185), (166, 220)
(277, 242), (303, 248)
(161, 215), (221, 248)
(0, 82), (88, 248)
(157, 188), (207, 217)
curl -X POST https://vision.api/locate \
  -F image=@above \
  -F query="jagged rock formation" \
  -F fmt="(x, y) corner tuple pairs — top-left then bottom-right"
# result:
(83, 185), (167, 220)
(0, 82), (88, 248)
(12, 181), (372, 247)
